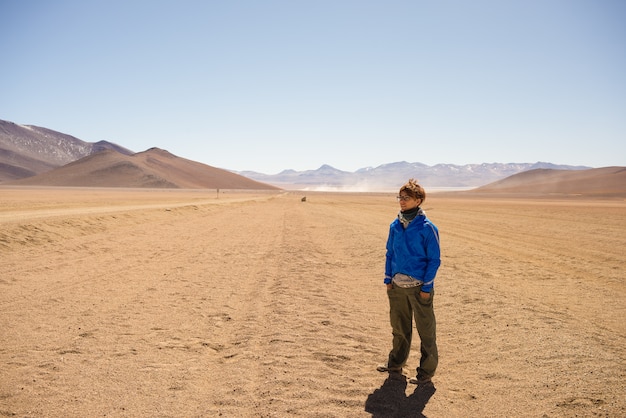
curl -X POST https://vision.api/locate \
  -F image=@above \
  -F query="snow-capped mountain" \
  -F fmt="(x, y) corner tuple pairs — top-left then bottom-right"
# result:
(239, 161), (591, 191)
(0, 119), (133, 181)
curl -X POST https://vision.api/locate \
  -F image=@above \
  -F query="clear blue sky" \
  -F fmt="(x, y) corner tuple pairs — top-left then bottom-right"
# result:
(1, 0), (624, 173)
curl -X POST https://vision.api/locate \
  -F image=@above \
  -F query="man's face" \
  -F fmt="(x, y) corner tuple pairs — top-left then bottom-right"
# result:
(398, 192), (420, 211)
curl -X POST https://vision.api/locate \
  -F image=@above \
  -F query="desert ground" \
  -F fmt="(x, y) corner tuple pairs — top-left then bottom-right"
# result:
(1, 187), (624, 417)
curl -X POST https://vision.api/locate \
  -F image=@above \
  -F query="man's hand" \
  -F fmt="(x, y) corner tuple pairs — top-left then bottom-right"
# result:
(386, 283), (393, 291)
(419, 291), (430, 299)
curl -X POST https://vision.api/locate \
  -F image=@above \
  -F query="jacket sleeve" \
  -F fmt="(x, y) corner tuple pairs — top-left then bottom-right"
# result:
(420, 223), (441, 292)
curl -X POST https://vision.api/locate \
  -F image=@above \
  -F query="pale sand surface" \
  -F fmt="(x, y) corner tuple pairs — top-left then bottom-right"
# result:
(1, 187), (624, 417)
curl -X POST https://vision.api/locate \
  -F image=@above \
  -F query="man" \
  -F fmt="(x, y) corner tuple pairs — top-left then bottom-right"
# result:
(377, 178), (441, 385)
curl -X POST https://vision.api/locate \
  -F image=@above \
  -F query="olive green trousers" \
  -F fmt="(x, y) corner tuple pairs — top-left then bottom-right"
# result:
(386, 285), (438, 378)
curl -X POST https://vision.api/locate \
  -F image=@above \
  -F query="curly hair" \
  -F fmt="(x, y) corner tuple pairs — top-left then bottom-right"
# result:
(399, 178), (426, 203)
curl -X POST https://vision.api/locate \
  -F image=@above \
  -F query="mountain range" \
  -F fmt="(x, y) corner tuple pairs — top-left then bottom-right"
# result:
(10, 147), (280, 190)
(0, 120), (276, 189)
(2, 119), (624, 196)
(0, 120), (133, 181)
(238, 161), (590, 191)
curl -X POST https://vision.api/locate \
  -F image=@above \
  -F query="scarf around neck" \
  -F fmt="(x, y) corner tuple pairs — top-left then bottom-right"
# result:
(398, 206), (425, 228)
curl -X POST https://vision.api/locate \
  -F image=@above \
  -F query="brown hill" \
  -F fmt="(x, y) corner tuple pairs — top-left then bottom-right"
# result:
(0, 148), (58, 181)
(8, 147), (281, 190)
(0, 119), (133, 182)
(472, 166), (626, 197)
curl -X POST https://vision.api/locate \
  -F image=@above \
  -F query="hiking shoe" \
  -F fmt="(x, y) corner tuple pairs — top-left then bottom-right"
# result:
(376, 363), (402, 373)
(409, 375), (432, 385)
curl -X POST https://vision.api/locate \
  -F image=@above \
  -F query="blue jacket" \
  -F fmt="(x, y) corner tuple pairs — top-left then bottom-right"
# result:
(384, 214), (441, 292)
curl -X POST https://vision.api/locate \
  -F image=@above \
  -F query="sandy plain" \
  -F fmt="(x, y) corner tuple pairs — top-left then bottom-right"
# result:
(1, 187), (624, 417)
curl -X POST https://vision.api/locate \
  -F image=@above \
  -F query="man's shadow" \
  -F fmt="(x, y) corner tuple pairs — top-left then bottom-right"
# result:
(364, 373), (436, 418)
